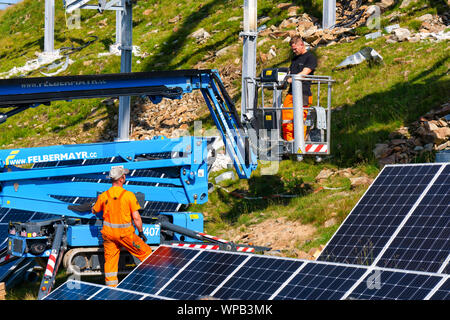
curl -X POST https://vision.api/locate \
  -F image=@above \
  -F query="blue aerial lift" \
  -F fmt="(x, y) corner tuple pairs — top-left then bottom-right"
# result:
(0, 67), (334, 299)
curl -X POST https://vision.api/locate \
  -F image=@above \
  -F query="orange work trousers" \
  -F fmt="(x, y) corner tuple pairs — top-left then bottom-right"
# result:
(102, 231), (152, 287)
(282, 94), (312, 141)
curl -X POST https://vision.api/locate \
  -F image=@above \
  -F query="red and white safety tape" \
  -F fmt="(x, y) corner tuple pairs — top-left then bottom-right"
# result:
(198, 232), (229, 244)
(44, 250), (58, 277)
(172, 243), (220, 250)
(305, 144), (328, 153)
(172, 243), (255, 253)
(0, 254), (11, 264)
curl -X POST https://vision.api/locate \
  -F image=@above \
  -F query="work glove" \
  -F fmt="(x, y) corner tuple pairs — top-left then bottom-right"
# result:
(138, 231), (147, 243)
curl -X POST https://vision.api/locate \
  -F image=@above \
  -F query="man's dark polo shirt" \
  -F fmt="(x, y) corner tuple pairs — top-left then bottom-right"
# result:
(288, 51), (318, 96)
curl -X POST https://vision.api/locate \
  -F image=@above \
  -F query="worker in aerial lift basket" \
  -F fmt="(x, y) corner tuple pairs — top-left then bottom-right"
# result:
(92, 165), (152, 287)
(282, 35), (317, 141)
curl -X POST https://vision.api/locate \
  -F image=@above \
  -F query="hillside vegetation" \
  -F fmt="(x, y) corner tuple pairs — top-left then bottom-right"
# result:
(0, 0), (449, 299)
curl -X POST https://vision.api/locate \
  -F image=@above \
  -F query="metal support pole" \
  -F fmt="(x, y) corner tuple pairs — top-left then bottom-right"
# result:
(327, 82), (332, 153)
(115, 9), (122, 45)
(292, 75), (304, 159)
(44, 0), (55, 54)
(323, 0), (336, 30)
(240, 0), (257, 122)
(117, 0), (132, 141)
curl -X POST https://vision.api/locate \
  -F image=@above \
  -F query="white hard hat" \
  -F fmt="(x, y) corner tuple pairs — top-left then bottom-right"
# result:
(107, 165), (130, 180)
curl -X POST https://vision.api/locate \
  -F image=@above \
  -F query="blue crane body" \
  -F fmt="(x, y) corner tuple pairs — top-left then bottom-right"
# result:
(0, 68), (333, 299)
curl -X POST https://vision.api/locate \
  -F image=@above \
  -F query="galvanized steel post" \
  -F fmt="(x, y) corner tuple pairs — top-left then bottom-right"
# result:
(117, 0), (133, 141)
(44, 0), (55, 54)
(240, 0), (257, 122)
(292, 75), (305, 158)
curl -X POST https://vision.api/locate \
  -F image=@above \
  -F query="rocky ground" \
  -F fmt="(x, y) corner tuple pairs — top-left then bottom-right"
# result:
(374, 102), (450, 166)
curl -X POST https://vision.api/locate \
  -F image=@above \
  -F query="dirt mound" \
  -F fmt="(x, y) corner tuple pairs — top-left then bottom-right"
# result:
(220, 217), (317, 259)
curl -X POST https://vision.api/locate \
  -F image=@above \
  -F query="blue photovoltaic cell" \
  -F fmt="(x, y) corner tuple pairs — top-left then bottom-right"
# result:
(90, 287), (146, 300)
(377, 165), (450, 273)
(0, 209), (34, 223)
(117, 246), (200, 295)
(0, 224), (8, 250)
(430, 278), (450, 300)
(347, 270), (442, 300)
(318, 164), (442, 266)
(142, 295), (163, 300)
(274, 263), (366, 300)
(44, 280), (165, 300)
(213, 256), (304, 300)
(44, 281), (101, 300)
(158, 250), (248, 299)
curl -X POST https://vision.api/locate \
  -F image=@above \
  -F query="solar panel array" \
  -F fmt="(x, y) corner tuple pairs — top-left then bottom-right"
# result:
(318, 163), (449, 275)
(46, 245), (449, 300)
(45, 162), (449, 300)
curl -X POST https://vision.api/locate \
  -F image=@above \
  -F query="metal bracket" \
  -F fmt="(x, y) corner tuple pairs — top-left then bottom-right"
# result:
(314, 107), (327, 130)
(239, 31), (258, 38)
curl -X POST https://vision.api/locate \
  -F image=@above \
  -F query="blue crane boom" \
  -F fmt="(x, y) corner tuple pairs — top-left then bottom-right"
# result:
(0, 69), (257, 182)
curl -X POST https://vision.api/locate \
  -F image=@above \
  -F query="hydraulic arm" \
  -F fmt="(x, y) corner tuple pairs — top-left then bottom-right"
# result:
(0, 69), (257, 179)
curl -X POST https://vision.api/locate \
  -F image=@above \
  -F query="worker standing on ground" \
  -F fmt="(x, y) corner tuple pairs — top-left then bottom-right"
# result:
(282, 36), (318, 141)
(92, 166), (152, 287)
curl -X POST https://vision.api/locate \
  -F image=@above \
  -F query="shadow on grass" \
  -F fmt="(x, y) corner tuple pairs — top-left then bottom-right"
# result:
(329, 55), (450, 167)
(141, 0), (232, 71)
(217, 174), (313, 223)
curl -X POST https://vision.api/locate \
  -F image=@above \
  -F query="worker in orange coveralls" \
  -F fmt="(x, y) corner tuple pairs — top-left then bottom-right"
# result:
(92, 166), (152, 287)
(282, 36), (317, 141)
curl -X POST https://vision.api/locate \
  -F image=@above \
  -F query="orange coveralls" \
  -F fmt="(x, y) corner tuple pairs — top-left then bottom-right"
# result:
(93, 186), (152, 287)
(281, 94), (313, 141)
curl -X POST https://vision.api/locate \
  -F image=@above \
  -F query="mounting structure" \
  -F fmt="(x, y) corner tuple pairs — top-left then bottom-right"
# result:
(61, 0), (132, 140)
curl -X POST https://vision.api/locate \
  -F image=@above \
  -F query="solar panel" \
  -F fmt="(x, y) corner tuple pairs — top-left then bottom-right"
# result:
(318, 163), (447, 269)
(117, 246), (201, 295)
(0, 224), (8, 250)
(212, 255), (304, 300)
(428, 278), (450, 300)
(273, 262), (367, 300)
(155, 249), (249, 300)
(44, 279), (167, 300)
(376, 164), (450, 273)
(43, 280), (102, 300)
(40, 161), (449, 301)
(345, 269), (443, 300)
(0, 257), (27, 283)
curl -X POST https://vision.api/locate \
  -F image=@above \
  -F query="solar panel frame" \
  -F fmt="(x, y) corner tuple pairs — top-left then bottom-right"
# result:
(344, 268), (444, 300)
(375, 164), (450, 273)
(43, 245), (450, 300)
(273, 262), (367, 300)
(157, 249), (250, 300)
(427, 278), (450, 300)
(318, 163), (447, 270)
(44, 279), (169, 300)
(212, 255), (305, 300)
